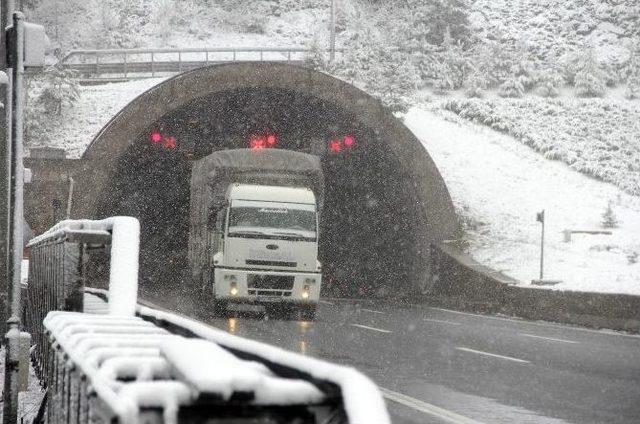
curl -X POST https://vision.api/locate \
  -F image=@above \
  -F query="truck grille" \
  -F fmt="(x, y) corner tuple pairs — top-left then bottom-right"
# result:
(247, 274), (294, 290)
(246, 259), (297, 268)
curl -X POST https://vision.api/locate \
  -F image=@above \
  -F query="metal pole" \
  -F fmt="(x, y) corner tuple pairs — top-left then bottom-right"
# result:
(0, 0), (12, 336)
(329, 0), (336, 62)
(3, 12), (23, 424)
(66, 177), (74, 219)
(540, 210), (545, 280)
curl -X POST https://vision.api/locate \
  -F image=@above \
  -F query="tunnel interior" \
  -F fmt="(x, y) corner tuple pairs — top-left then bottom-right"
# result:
(96, 88), (428, 297)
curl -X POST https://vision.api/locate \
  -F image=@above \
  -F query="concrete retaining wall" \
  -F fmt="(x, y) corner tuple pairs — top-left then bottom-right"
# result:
(428, 244), (640, 333)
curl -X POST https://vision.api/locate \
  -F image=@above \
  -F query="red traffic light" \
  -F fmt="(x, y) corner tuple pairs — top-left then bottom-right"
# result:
(150, 131), (162, 144)
(329, 139), (342, 153)
(149, 130), (177, 150)
(343, 135), (355, 147)
(328, 135), (356, 154)
(249, 132), (278, 150)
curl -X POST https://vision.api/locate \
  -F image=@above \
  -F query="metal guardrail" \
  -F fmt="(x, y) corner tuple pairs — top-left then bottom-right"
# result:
(23, 217), (389, 424)
(58, 47), (342, 80)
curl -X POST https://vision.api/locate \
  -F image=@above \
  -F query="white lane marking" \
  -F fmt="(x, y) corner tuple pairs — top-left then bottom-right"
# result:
(318, 299), (335, 305)
(360, 308), (386, 315)
(351, 323), (392, 333)
(521, 333), (579, 344)
(456, 347), (529, 364)
(427, 307), (640, 340)
(380, 387), (484, 424)
(424, 318), (461, 326)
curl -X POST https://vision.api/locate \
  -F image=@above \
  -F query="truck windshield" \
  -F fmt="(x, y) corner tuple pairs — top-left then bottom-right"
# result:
(228, 206), (316, 239)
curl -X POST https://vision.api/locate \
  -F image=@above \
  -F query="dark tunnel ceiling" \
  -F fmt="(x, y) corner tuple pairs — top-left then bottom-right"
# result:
(96, 87), (430, 297)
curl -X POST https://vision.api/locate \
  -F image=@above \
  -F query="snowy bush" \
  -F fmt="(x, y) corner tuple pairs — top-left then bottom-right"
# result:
(574, 49), (607, 98)
(625, 78), (640, 100)
(535, 68), (564, 98)
(464, 71), (488, 98)
(89, 0), (145, 48)
(498, 78), (524, 98)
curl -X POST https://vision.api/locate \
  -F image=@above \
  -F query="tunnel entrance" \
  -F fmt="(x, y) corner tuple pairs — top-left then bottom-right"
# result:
(96, 88), (425, 297)
(78, 63), (457, 298)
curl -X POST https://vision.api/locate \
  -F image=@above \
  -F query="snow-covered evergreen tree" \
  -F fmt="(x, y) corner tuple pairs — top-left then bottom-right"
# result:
(154, 0), (177, 46)
(26, 66), (80, 146)
(434, 28), (471, 91)
(574, 48), (606, 97)
(471, 32), (516, 88)
(601, 202), (619, 228)
(624, 42), (640, 99)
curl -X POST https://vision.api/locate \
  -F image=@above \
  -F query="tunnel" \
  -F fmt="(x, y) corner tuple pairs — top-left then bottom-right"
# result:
(74, 63), (457, 297)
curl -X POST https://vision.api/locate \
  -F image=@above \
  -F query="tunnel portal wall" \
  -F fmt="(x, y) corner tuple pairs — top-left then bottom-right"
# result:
(72, 62), (458, 296)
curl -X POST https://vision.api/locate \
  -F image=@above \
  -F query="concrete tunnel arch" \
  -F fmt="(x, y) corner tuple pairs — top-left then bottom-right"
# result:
(74, 62), (458, 297)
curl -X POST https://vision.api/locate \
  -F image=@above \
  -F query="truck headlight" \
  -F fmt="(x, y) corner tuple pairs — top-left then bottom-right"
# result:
(302, 284), (310, 299)
(230, 281), (238, 296)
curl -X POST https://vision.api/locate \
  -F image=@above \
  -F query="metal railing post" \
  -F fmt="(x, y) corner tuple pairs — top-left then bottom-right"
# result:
(178, 51), (182, 72)
(123, 52), (127, 78)
(151, 52), (155, 76)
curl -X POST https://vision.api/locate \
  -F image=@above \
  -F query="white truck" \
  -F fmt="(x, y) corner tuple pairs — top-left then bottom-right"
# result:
(188, 149), (323, 319)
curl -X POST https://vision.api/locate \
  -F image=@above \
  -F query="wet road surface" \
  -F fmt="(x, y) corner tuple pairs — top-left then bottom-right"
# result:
(140, 290), (640, 424)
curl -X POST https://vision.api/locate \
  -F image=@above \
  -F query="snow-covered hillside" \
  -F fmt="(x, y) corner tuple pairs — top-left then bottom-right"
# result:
(406, 107), (640, 295)
(442, 97), (640, 195)
(470, 0), (639, 65)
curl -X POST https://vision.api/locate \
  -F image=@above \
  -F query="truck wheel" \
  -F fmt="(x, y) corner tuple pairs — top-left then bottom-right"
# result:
(300, 305), (317, 321)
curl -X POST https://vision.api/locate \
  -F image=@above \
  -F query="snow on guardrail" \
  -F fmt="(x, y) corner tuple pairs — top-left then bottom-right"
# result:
(43, 311), (331, 424)
(137, 304), (390, 424)
(28, 216), (140, 316)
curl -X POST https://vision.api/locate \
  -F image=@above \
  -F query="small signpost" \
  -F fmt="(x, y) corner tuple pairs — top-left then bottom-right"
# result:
(531, 209), (562, 286)
(536, 209), (545, 280)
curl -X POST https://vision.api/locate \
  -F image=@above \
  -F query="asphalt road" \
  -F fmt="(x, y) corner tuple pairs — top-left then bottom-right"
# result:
(141, 290), (640, 424)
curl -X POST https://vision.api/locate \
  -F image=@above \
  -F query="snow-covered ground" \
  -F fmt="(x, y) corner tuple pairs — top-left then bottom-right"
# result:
(0, 347), (45, 423)
(405, 106), (640, 295)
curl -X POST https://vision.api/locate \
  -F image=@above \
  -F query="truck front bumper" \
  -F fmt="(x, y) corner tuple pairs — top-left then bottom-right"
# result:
(213, 267), (321, 304)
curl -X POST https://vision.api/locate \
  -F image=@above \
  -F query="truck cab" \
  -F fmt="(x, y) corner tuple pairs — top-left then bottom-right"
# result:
(212, 184), (321, 318)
